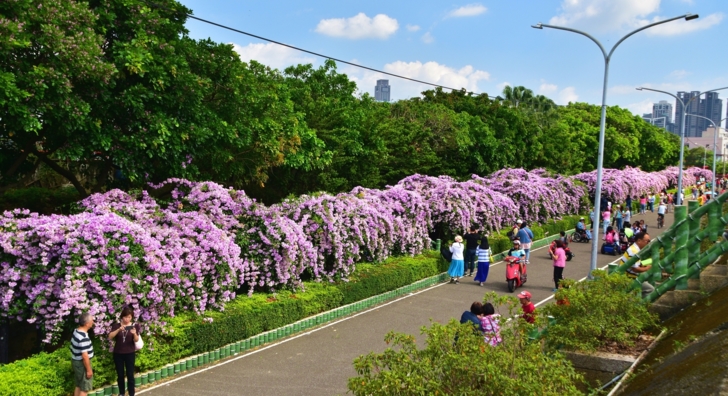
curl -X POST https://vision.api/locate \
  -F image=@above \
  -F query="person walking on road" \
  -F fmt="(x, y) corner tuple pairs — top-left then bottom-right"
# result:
(648, 193), (656, 212)
(463, 227), (481, 277)
(474, 237), (491, 286)
(448, 236), (465, 284)
(517, 222), (534, 263)
(639, 195), (647, 214)
(622, 206), (631, 228)
(552, 240), (566, 291)
(614, 205), (623, 231)
(626, 196), (633, 213)
(602, 208), (611, 234)
(71, 313), (95, 396)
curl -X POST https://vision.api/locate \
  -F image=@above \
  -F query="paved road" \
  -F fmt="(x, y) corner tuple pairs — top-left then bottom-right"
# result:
(141, 210), (673, 396)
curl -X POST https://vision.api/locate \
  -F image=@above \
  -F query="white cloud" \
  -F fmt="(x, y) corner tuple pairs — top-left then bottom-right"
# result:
(447, 3), (488, 18)
(421, 32), (434, 44)
(669, 69), (691, 79)
(549, 0), (661, 32)
(343, 60), (491, 99)
(406, 24), (421, 32)
(539, 83), (558, 95)
(558, 87), (579, 104)
(626, 99), (656, 116)
(645, 13), (724, 36)
(496, 82), (511, 92)
(547, 0), (721, 36)
(231, 42), (316, 70)
(315, 13), (399, 39)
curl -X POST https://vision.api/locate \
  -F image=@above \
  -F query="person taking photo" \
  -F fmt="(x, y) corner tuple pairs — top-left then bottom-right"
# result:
(108, 306), (142, 396)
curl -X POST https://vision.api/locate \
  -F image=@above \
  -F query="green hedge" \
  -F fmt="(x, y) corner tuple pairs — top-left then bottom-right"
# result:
(0, 187), (80, 215)
(0, 252), (442, 396)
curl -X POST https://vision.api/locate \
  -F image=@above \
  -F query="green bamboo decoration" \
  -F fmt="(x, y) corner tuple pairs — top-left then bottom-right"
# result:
(674, 205), (689, 290)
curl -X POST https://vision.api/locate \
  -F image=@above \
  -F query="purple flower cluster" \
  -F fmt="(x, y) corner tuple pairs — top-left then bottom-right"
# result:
(685, 167), (713, 184)
(0, 167), (686, 342)
(573, 166), (669, 202)
(471, 169), (584, 223)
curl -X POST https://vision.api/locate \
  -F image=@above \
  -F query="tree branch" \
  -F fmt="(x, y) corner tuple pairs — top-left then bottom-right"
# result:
(31, 148), (88, 198)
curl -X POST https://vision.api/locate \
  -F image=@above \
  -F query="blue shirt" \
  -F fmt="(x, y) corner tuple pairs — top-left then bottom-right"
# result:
(460, 311), (483, 331)
(508, 248), (525, 257)
(576, 221), (585, 230)
(517, 227), (534, 243)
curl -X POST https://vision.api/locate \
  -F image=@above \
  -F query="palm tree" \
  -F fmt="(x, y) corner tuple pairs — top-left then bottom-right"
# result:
(501, 85), (534, 108)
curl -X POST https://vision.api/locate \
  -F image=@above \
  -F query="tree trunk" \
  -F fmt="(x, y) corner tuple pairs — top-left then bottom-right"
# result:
(31, 148), (89, 198)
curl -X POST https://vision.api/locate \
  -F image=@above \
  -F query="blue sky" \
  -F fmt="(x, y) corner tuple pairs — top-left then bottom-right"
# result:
(177, 0), (727, 123)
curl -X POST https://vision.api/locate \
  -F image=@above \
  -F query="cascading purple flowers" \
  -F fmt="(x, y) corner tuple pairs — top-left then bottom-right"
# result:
(573, 166), (669, 202)
(472, 169), (584, 223)
(0, 167), (689, 342)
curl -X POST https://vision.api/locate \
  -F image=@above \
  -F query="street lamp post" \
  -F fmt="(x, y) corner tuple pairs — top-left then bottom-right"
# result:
(637, 87), (728, 203)
(532, 14), (698, 276)
(684, 114), (728, 198)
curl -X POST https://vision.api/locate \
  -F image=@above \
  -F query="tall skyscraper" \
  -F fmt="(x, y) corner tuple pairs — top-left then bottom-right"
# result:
(652, 100), (673, 123)
(675, 91), (723, 137)
(375, 80), (391, 102)
(643, 101), (676, 133)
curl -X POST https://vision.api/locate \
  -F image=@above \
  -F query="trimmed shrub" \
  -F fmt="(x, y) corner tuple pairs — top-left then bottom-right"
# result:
(0, 252), (440, 396)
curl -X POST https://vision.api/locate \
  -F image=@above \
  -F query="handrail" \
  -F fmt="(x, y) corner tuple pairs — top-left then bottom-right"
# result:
(614, 192), (728, 274)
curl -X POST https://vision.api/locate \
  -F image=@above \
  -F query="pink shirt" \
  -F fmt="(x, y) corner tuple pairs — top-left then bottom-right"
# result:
(602, 211), (610, 221)
(553, 247), (566, 268)
(640, 197), (647, 204)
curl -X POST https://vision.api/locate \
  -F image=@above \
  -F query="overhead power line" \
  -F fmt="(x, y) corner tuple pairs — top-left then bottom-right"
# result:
(142, 0), (474, 93)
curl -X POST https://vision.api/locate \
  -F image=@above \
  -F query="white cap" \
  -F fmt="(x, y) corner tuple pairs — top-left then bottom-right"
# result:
(516, 219), (523, 224)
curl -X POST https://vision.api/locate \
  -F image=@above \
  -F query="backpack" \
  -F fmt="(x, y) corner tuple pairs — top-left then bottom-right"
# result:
(440, 246), (453, 263)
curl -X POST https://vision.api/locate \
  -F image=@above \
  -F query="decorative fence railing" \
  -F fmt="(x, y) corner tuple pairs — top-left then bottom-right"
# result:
(610, 192), (728, 302)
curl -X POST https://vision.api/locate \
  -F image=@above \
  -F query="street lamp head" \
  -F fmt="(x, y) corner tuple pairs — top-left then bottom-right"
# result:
(685, 13), (699, 21)
(636, 87), (644, 91)
(531, 23), (543, 29)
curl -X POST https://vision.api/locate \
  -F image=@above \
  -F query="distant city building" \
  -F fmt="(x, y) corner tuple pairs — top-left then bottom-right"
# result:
(653, 100), (673, 123)
(643, 102), (676, 134)
(375, 80), (391, 102)
(675, 91), (723, 137)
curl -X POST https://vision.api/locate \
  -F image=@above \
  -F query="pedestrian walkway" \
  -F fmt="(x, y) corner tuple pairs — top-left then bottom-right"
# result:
(141, 210), (673, 396)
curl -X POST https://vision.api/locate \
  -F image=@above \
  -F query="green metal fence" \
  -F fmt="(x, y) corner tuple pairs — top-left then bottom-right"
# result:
(610, 192), (728, 302)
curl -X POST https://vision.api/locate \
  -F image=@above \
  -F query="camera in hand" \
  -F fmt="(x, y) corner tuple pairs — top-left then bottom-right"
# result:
(125, 325), (134, 330)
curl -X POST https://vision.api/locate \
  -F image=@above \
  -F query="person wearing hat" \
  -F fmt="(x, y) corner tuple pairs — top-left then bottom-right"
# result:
(507, 239), (525, 258)
(517, 291), (536, 324)
(447, 235), (465, 284)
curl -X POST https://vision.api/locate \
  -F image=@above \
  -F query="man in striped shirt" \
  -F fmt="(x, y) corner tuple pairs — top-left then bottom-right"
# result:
(71, 312), (95, 396)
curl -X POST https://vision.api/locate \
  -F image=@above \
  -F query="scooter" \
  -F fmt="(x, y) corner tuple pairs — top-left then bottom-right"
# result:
(505, 255), (527, 292)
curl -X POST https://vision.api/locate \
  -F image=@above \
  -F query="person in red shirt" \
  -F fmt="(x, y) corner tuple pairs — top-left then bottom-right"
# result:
(518, 291), (536, 324)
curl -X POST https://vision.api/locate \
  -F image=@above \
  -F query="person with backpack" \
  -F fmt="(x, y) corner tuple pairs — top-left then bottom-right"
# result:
(448, 236), (465, 284)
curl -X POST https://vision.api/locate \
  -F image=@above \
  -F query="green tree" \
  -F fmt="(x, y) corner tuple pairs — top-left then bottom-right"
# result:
(0, 0), (116, 192)
(1, 0), (325, 196)
(501, 85), (535, 108)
